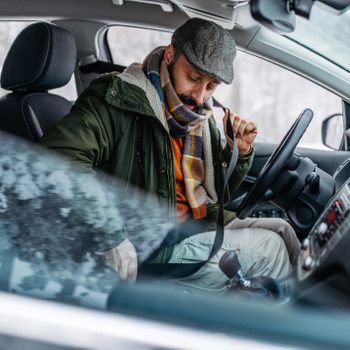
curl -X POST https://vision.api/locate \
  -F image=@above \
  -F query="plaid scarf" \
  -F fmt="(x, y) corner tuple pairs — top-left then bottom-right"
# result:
(143, 47), (218, 219)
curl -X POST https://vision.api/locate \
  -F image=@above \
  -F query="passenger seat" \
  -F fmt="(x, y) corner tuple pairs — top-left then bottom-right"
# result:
(0, 22), (77, 141)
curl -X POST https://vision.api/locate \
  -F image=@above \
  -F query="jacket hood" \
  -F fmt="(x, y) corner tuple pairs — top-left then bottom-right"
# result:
(105, 63), (168, 131)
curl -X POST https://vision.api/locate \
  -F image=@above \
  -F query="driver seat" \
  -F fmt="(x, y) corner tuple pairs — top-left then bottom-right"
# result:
(0, 22), (77, 142)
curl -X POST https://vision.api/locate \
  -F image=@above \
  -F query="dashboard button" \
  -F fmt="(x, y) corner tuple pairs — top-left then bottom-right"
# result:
(303, 256), (315, 271)
(328, 210), (337, 225)
(318, 222), (328, 235)
(301, 238), (310, 250)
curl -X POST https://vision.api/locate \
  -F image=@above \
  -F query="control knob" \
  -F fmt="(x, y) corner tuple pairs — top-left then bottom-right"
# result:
(301, 238), (310, 250)
(318, 222), (328, 235)
(303, 256), (315, 271)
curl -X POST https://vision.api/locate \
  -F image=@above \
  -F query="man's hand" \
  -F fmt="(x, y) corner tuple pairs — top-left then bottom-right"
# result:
(223, 109), (258, 155)
(104, 239), (138, 282)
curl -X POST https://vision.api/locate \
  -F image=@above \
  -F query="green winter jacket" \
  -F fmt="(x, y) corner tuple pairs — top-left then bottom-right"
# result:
(39, 63), (253, 257)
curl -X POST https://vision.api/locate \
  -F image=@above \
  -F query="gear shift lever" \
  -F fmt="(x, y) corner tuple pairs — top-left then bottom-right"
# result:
(219, 250), (252, 288)
(219, 250), (282, 299)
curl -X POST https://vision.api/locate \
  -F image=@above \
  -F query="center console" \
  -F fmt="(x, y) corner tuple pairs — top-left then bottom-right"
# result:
(295, 179), (350, 307)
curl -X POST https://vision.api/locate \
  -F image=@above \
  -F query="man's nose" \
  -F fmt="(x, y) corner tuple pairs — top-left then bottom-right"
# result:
(190, 84), (207, 106)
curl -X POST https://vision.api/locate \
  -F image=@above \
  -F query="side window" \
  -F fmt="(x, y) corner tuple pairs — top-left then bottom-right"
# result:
(107, 26), (172, 66)
(0, 22), (31, 98)
(215, 51), (342, 150)
(0, 21), (77, 101)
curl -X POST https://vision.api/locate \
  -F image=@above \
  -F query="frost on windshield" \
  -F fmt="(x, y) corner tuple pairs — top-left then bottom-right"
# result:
(0, 133), (173, 307)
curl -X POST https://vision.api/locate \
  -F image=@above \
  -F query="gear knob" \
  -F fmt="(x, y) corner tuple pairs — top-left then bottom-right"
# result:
(219, 250), (242, 279)
(219, 250), (282, 300)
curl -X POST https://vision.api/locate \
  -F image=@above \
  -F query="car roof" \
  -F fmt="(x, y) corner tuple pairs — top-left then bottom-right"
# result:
(1, 0), (348, 100)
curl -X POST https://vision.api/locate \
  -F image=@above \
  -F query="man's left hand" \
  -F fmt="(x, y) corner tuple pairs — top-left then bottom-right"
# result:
(223, 109), (258, 155)
(104, 239), (138, 282)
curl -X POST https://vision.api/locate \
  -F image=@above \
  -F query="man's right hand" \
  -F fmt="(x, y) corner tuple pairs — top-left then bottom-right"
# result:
(104, 239), (138, 282)
(223, 109), (257, 155)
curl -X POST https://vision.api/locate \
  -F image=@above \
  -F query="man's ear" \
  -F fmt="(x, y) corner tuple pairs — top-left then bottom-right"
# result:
(164, 44), (175, 65)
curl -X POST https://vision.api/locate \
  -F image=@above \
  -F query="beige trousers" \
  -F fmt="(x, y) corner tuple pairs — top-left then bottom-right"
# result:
(226, 217), (301, 265)
(167, 218), (298, 292)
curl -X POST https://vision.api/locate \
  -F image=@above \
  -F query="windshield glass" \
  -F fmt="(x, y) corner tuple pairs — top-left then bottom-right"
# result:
(287, 4), (350, 72)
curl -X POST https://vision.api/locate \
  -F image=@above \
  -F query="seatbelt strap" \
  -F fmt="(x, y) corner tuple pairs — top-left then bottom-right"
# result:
(139, 98), (239, 278)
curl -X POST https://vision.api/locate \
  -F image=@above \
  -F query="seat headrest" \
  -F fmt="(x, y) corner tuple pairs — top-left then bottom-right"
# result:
(1, 22), (77, 91)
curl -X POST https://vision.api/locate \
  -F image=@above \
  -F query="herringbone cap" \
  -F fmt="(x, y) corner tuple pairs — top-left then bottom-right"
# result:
(172, 18), (236, 84)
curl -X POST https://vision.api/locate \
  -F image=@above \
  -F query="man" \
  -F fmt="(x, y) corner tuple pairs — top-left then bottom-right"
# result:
(39, 18), (300, 290)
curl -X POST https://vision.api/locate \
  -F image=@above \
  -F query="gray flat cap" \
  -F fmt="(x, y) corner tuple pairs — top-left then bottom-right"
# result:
(172, 18), (236, 84)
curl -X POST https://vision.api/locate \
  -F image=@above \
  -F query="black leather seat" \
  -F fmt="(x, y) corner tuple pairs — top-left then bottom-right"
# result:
(0, 22), (77, 141)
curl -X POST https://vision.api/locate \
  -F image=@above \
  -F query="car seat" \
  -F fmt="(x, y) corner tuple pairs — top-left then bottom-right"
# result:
(0, 22), (77, 141)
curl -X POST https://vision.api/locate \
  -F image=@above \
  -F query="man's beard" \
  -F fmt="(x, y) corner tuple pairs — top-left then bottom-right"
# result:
(168, 61), (204, 115)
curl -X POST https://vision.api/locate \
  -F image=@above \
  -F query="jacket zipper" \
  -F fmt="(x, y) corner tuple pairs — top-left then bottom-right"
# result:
(124, 124), (137, 193)
(150, 117), (177, 224)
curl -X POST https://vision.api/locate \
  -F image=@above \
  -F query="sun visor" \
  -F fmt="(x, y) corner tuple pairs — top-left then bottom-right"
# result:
(172, 0), (250, 29)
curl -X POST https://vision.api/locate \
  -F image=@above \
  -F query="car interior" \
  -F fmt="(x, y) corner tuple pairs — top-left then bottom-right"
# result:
(0, 0), (350, 349)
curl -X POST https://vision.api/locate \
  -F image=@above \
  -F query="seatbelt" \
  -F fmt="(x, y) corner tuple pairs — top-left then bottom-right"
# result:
(139, 98), (239, 278)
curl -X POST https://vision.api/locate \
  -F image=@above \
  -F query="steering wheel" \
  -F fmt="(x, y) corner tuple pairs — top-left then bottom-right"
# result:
(236, 108), (314, 219)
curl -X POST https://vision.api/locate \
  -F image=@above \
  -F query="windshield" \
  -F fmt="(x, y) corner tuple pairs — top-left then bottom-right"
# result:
(287, 3), (350, 72)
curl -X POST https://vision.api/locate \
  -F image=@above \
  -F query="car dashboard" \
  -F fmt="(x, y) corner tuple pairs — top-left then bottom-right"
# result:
(294, 172), (350, 308)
